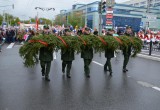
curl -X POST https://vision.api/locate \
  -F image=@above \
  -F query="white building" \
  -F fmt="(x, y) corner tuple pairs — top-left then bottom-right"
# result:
(122, 0), (160, 7)
(58, 1), (160, 32)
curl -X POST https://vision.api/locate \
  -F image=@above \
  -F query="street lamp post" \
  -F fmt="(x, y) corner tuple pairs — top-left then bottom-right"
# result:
(85, 4), (87, 26)
(35, 7), (55, 30)
(0, 4), (14, 26)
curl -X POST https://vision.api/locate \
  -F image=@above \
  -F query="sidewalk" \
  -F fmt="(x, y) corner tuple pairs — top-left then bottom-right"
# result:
(138, 52), (160, 62)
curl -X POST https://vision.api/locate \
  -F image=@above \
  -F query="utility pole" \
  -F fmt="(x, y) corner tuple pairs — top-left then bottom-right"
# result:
(0, 4), (14, 26)
(36, 11), (38, 30)
(98, 0), (103, 35)
(85, 4), (87, 26)
(146, 0), (151, 31)
(3, 10), (5, 23)
(146, 0), (152, 55)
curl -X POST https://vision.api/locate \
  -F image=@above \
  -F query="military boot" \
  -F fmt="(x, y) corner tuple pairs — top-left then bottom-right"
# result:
(45, 76), (50, 81)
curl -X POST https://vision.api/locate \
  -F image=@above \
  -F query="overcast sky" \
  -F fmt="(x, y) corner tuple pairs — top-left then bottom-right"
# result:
(0, 0), (129, 20)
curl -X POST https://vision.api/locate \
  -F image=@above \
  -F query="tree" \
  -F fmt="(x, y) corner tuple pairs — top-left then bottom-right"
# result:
(53, 14), (65, 26)
(0, 13), (20, 26)
(14, 17), (20, 25)
(68, 11), (85, 28)
(39, 18), (52, 25)
(53, 11), (85, 28)
(0, 15), (3, 25)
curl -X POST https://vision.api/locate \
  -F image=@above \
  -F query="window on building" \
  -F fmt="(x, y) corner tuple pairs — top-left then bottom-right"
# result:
(112, 16), (141, 32)
(150, 4), (153, 6)
(140, 1), (146, 5)
(134, 3), (139, 6)
(87, 7), (98, 13)
(140, 5), (145, 7)
(87, 15), (93, 28)
(154, 2), (160, 6)
(114, 9), (130, 14)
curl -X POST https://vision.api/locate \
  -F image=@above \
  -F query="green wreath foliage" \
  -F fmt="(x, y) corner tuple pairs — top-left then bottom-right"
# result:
(19, 34), (142, 67)
(131, 37), (143, 57)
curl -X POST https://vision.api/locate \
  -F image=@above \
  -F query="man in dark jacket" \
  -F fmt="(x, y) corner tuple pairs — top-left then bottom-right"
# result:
(104, 48), (114, 76)
(123, 26), (133, 72)
(122, 45), (131, 72)
(39, 26), (53, 81)
(39, 46), (53, 81)
(81, 46), (93, 78)
(61, 48), (75, 78)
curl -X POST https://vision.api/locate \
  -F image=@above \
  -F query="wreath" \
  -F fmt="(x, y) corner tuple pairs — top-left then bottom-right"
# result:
(19, 34), (142, 67)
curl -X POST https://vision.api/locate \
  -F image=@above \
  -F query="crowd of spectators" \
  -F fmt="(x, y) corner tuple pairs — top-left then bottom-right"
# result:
(1, 25), (160, 52)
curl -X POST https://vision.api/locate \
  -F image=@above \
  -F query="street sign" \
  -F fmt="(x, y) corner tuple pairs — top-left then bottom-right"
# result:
(106, 20), (113, 24)
(107, 7), (113, 11)
(105, 25), (112, 29)
(106, 13), (113, 19)
(107, 10), (113, 13)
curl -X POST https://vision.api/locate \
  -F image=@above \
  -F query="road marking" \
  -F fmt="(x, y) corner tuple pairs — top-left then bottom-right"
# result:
(92, 61), (104, 66)
(137, 81), (153, 88)
(7, 43), (15, 49)
(137, 81), (160, 92)
(93, 59), (160, 93)
(152, 87), (160, 92)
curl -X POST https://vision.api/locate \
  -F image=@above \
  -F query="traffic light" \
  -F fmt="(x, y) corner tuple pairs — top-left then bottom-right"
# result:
(98, 2), (102, 13)
(102, 1), (106, 13)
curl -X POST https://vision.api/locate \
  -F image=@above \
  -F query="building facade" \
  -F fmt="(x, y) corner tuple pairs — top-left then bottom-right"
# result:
(122, 0), (160, 7)
(59, 1), (160, 32)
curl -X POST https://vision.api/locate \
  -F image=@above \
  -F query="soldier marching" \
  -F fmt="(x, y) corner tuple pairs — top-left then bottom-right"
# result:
(19, 24), (142, 82)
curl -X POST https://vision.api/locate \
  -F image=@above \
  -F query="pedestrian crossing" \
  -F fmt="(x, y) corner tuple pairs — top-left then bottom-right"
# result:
(7, 43), (15, 49)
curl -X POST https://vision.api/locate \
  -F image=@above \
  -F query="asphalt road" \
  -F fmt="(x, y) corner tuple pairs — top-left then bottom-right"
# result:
(0, 43), (160, 110)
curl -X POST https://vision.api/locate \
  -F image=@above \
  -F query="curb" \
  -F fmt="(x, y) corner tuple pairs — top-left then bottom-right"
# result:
(137, 54), (160, 62)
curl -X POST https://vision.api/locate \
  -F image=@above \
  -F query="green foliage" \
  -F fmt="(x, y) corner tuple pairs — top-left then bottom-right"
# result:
(0, 13), (20, 26)
(0, 15), (3, 25)
(53, 11), (85, 27)
(131, 37), (143, 57)
(68, 12), (85, 27)
(19, 35), (143, 67)
(53, 15), (63, 25)
(39, 18), (52, 25)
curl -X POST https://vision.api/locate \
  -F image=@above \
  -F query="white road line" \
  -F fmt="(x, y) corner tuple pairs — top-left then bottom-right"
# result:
(92, 61), (104, 66)
(93, 59), (160, 93)
(7, 43), (15, 49)
(137, 81), (160, 92)
(152, 87), (160, 92)
(137, 81), (153, 88)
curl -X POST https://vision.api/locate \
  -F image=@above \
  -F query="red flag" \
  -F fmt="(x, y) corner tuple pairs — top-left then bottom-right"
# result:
(36, 16), (39, 30)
